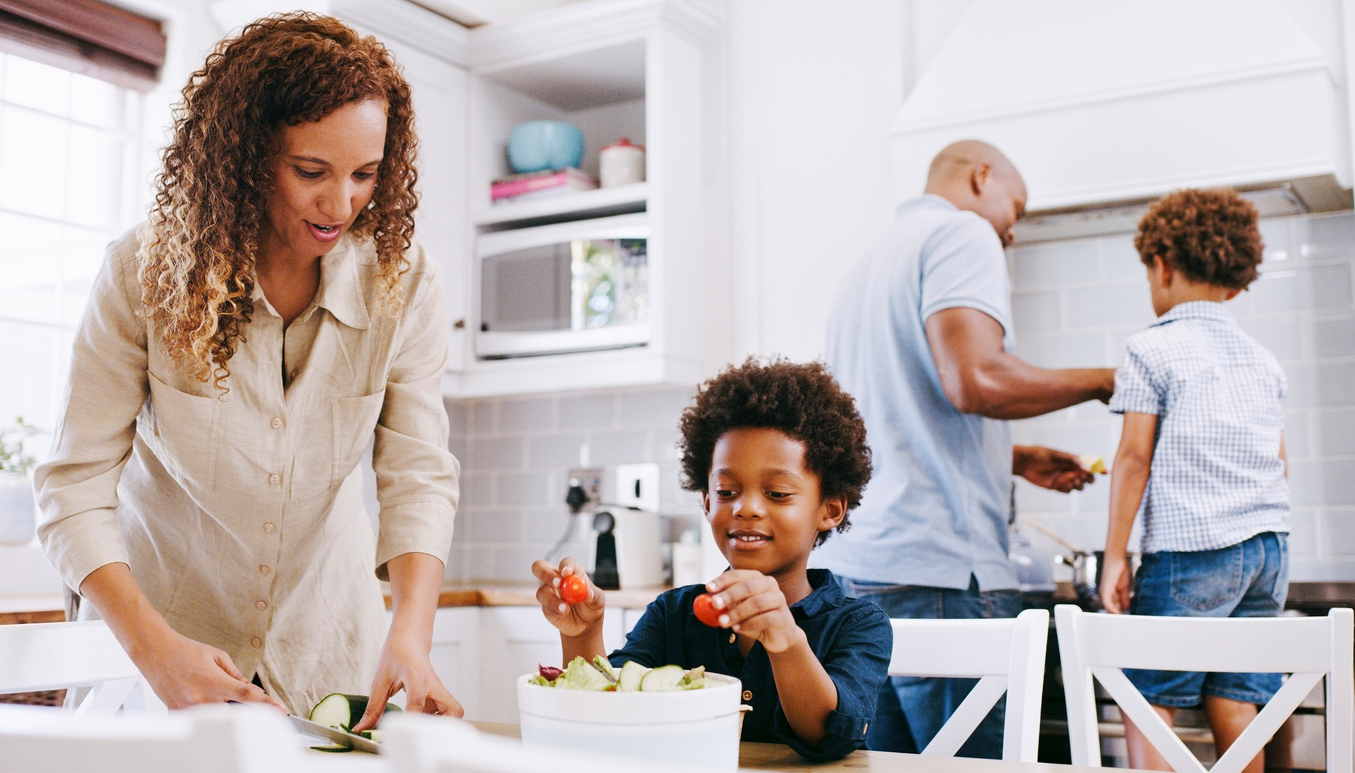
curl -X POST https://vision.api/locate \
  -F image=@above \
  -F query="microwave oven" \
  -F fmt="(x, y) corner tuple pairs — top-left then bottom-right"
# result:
(475, 213), (649, 359)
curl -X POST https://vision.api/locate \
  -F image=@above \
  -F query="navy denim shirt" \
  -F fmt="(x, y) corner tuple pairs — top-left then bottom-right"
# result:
(608, 569), (892, 762)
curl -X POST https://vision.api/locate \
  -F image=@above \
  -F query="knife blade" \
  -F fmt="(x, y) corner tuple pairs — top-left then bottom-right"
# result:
(289, 714), (384, 754)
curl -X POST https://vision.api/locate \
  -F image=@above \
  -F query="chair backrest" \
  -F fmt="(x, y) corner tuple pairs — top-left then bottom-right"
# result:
(0, 620), (162, 714)
(0, 703), (307, 773)
(1054, 604), (1354, 773)
(885, 607), (1048, 762)
(385, 714), (709, 773)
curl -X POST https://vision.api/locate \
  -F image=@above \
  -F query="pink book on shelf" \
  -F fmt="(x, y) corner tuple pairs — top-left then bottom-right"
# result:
(491, 168), (596, 200)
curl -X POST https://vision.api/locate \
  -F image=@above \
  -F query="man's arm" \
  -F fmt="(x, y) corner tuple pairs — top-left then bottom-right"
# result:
(925, 307), (1114, 420)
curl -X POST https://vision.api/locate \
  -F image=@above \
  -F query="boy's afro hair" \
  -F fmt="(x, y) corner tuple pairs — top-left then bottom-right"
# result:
(1134, 188), (1263, 290)
(677, 357), (872, 546)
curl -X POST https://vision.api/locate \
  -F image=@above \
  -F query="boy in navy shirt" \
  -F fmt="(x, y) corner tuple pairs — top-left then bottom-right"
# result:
(533, 359), (892, 761)
(1100, 189), (1290, 773)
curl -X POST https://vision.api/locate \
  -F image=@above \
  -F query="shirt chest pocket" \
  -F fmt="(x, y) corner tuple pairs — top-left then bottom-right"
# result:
(330, 390), (386, 489)
(145, 371), (220, 490)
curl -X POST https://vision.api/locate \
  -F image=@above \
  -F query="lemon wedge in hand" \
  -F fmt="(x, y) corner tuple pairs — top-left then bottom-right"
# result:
(1078, 455), (1107, 474)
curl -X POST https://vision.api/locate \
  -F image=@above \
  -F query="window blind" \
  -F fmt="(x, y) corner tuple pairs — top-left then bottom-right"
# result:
(0, 0), (165, 92)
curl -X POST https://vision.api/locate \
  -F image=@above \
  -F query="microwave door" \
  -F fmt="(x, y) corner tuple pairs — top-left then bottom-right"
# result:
(481, 243), (571, 333)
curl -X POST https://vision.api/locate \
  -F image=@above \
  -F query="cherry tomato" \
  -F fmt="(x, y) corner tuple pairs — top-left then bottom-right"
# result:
(693, 593), (722, 627)
(559, 573), (589, 605)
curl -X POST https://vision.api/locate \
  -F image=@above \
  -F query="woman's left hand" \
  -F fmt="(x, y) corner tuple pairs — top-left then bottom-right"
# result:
(351, 629), (463, 733)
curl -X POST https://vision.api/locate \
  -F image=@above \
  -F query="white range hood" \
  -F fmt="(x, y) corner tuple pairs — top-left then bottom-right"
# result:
(890, 1), (1353, 217)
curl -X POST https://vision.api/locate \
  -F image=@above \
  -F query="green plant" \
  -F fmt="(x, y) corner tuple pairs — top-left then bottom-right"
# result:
(0, 417), (38, 476)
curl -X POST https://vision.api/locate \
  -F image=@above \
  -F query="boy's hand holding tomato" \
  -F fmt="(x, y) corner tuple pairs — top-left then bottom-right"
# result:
(531, 558), (605, 638)
(703, 569), (805, 654)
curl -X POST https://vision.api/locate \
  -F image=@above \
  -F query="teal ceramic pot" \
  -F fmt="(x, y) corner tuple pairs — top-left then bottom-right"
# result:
(508, 121), (585, 173)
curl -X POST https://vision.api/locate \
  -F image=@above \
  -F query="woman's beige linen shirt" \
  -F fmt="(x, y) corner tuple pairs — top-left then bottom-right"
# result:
(34, 226), (459, 714)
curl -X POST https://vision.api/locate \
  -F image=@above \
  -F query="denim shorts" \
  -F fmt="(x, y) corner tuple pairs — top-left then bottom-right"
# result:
(1126, 531), (1289, 707)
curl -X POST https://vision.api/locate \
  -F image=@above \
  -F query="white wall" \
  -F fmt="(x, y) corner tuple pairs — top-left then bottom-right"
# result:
(726, 0), (906, 363)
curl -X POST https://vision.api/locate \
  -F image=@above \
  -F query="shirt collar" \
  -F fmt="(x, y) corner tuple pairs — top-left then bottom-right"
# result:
(249, 235), (371, 330)
(1150, 300), (1234, 329)
(792, 569), (845, 619)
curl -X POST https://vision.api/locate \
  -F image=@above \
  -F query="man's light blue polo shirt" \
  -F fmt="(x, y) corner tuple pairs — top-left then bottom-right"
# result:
(812, 195), (1019, 591)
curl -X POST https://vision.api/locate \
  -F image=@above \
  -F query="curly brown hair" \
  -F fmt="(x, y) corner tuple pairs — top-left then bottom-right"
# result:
(139, 13), (418, 390)
(678, 358), (872, 546)
(1134, 188), (1263, 290)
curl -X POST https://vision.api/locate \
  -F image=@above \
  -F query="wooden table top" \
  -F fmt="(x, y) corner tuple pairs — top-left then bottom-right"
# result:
(467, 722), (1109, 773)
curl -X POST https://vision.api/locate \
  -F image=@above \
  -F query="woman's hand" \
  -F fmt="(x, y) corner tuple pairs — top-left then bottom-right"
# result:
(707, 570), (804, 654)
(351, 631), (462, 733)
(133, 627), (285, 710)
(532, 558), (605, 638)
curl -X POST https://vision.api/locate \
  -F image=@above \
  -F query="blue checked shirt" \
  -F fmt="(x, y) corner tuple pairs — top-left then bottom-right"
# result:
(1109, 301), (1290, 553)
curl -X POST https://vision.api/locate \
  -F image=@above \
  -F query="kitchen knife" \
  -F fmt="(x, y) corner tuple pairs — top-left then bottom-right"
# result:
(289, 715), (384, 754)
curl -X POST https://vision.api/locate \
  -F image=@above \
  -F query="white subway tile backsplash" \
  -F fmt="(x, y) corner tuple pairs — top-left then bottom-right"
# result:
(1015, 331), (1110, 369)
(588, 429), (650, 466)
(528, 433), (588, 469)
(1236, 315), (1302, 362)
(466, 510), (523, 543)
(1289, 459), (1355, 507)
(1316, 509), (1355, 557)
(1099, 237), (1146, 284)
(1063, 282), (1154, 329)
(558, 394), (617, 430)
(1284, 411), (1312, 459)
(497, 471), (552, 507)
(1251, 264), (1353, 314)
(1309, 313), (1355, 359)
(1293, 212), (1355, 263)
(471, 436), (526, 470)
(469, 402), (496, 434)
(619, 388), (691, 428)
(1011, 290), (1062, 333)
(498, 397), (556, 433)
(1258, 217), (1294, 264)
(1286, 511), (1318, 557)
(1314, 409), (1355, 456)
(1011, 239), (1100, 290)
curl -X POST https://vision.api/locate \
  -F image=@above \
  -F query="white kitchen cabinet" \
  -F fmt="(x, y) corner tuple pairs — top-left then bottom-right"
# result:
(429, 607), (480, 719)
(442, 0), (722, 398)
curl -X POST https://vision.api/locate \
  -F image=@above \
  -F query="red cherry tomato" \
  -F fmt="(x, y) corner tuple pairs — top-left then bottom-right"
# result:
(693, 593), (722, 627)
(559, 573), (589, 605)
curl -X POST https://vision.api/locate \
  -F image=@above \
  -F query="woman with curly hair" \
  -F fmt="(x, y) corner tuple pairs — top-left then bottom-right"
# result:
(34, 14), (461, 724)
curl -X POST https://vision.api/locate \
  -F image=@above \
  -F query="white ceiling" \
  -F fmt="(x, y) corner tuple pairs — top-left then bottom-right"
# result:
(411, 0), (587, 26)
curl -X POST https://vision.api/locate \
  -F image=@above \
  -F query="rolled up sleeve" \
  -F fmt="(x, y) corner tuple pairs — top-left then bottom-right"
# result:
(34, 232), (148, 592)
(774, 605), (893, 762)
(372, 247), (459, 580)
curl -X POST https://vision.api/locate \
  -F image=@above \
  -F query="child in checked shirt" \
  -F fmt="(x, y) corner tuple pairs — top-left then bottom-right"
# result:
(1100, 188), (1290, 773)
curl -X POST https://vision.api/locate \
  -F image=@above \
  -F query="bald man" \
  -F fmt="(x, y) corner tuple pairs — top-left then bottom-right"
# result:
(814, 141), (1115, 757)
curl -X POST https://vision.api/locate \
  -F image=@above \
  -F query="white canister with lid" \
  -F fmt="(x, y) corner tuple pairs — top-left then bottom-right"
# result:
(599, 137), (645, 188)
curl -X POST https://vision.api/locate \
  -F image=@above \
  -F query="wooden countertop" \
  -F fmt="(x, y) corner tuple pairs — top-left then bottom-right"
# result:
(467, 722), (1109, 773)
(400, 584), (667, 610)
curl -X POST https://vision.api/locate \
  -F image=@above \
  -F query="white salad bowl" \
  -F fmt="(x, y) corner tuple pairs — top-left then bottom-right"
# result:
(516, 672), (743, 769)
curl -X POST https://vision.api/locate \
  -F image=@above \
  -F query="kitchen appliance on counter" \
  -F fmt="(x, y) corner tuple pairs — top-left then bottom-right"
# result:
(475, 213), (649, 359)
(578, 507), (664, 590)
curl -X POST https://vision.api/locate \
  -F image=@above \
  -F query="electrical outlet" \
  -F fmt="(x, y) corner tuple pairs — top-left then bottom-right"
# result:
(566, 467), (603, 512)
(615, 462), (660, 512)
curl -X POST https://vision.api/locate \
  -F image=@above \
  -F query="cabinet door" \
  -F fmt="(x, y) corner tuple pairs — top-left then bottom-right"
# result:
(430, 607), (480, 720)
(340, 24), (470, 370)
(478, 606), (625, 724)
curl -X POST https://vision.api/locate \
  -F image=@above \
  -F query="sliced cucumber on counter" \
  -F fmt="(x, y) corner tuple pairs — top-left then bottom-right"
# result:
(309, 693), (403, 733)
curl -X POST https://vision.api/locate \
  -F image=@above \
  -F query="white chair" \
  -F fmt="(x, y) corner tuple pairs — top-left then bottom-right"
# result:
(0, 620), (163, 715)
(1055, 604), (1354, 773)
(385, 714), (705, 773)
(0, 703), (311, 772)
(884, 607), (1048, 762)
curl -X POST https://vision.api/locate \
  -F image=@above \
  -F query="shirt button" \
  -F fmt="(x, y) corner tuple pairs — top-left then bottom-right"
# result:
(251, 637), (262, 648)
(263, 522), (275, 533)
(742, 690), (753, 701)
(259, 565), (270, 575)
(270, 417), (282, 429)
(255, 600), (268, 610)
(268, 473), (280, 485)
(728, 633), (736, 644)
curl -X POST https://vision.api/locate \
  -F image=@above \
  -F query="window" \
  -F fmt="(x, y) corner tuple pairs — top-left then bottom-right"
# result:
(0, 51), (140, 439)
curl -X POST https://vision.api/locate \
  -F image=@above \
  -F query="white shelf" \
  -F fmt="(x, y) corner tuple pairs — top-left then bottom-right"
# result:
(443, 347), (702, 398)
(473, 182), (648, 227)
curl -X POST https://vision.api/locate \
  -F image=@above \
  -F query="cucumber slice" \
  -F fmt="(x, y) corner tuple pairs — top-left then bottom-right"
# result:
(310, 745), (352, 753)
(592, 656), (619, 682)
(616, 660), (648, 692)
(639, 664), (685, 692)
(358, 729), (387, 743)
(309, 694), (402, 732)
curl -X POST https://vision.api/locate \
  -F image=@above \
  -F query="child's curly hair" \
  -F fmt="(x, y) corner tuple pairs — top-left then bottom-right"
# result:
(678, 358), (872, 546)
(1134, 188), (1263, 290)
(139, 13), (418, 392)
